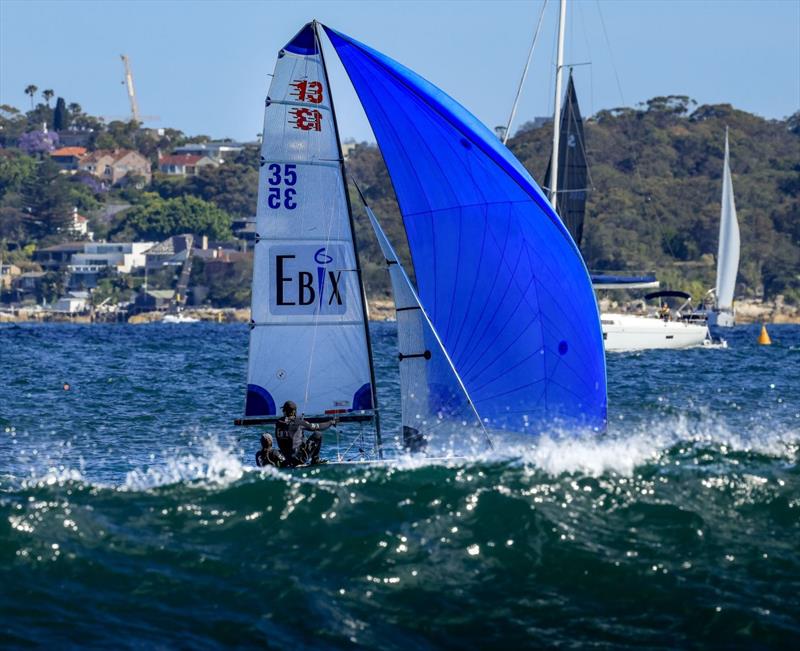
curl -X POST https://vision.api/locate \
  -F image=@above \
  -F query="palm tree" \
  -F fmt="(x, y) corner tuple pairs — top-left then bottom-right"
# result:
(24, 84), (38, 110)
(67, 102), (82, 115)
(42, 89), (54, 107)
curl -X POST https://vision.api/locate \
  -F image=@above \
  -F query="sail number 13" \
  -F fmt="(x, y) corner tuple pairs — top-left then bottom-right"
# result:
(266, 163), (297, 210)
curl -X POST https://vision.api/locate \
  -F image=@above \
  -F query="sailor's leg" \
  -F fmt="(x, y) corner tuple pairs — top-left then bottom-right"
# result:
(306, 432), (323, 462)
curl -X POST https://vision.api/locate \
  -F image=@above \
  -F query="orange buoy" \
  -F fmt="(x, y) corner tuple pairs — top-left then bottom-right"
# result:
(757, 324), (772, 345)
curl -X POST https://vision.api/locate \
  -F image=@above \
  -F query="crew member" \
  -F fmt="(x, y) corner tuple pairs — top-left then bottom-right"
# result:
(275, 400), (337, 467)
(255, 433), (285, 468)
(659, 303), (671, 321)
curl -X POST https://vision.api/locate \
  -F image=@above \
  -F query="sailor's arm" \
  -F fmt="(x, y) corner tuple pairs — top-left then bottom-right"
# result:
(301, 418), (337, 432)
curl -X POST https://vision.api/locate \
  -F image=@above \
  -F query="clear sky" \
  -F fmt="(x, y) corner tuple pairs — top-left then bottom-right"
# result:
(1, 0), (798, 143)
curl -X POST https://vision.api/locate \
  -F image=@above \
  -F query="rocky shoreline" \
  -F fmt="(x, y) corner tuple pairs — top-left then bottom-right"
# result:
(1, 297), (798, 325)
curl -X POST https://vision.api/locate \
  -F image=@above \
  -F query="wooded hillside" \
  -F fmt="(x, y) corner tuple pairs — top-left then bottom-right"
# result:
(345, 98), (799, 303)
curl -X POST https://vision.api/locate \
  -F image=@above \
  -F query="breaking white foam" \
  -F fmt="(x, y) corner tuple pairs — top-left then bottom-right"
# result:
(124, 437), (247, 491)
(486, 413), (799, 477)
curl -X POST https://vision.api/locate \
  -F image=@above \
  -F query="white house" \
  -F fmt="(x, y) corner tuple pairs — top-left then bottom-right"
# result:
(53, 293), (89, 314)
(171, 141), (246, 163)
(68, 242), (155, 289)
(70, 207), (94, 240)
(158, 154), (218, 176)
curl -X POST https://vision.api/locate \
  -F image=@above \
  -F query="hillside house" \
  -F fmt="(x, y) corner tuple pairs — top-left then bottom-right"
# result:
(78, 149), (151, 185)
(12, 271), (46, 302)
(0, 264), (21, 290)
(134, 289), (175, 313)
(66, 241), (154, 290)
(171, 141), (246, 163)
(70, 207), (93, 240)
(145, 234), (193, 270)
(158, 154), (218, 176)
(34, 242), (86, 271)
(50, 146), (87, 170)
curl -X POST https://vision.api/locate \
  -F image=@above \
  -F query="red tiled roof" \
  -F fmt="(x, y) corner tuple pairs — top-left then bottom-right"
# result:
(51, 146), (87, 157)
(159, 154), (204, 166)
(80, 149), (144, 164)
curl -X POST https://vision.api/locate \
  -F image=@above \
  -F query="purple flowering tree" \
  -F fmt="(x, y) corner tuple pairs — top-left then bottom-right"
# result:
(18, 130), (59, 155)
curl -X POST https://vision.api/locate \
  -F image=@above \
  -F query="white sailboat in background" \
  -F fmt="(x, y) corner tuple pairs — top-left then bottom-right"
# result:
(708, 128), (740, 328)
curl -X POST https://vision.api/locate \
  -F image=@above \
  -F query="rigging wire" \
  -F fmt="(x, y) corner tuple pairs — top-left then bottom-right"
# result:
(503, 0), (549, 145)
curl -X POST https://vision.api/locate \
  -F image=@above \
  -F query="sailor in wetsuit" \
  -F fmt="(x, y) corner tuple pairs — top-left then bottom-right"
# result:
(255, 433), (285, 468)
(275, 400), (337, 467)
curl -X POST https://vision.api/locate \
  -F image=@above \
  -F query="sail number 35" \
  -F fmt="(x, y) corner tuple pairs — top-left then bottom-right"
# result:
(266, 163), (297, 210)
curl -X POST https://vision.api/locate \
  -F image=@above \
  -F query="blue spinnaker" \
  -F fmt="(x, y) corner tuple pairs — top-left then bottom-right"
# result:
(324, 25), (607, 433)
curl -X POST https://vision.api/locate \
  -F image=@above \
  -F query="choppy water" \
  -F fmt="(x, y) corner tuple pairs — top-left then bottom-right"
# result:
(1, 322), (798, 649)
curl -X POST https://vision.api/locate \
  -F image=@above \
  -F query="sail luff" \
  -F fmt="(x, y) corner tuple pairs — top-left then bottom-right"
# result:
(715, 128), (740, 310)
(314, 22), (382, 454)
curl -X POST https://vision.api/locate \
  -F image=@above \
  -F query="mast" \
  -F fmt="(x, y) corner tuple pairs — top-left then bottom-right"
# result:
(313, 22), (383, 457)
(548, 0), (567, 210)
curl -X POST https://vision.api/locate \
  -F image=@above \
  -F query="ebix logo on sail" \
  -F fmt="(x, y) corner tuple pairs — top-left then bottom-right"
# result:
(269, 245), (348, 316)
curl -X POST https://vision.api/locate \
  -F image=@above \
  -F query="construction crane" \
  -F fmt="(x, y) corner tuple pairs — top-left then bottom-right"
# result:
(120, 55), (140, 122)
(118, 55), (159, 124)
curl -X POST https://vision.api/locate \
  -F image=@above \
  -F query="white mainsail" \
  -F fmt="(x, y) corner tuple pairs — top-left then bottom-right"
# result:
(244, 23), (375, 421)
(715, 128), (740, 311)
(361, 197), (490, 454)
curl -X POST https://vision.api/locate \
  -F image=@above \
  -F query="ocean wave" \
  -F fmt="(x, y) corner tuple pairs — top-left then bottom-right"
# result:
(6, 414), (799, 499)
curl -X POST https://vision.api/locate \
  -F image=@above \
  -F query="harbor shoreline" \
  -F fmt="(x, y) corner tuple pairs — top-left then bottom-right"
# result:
(0, 298), (798, 324)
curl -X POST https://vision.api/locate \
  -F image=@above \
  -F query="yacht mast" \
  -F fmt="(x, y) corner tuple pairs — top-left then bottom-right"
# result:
(548, 0), (567, 211)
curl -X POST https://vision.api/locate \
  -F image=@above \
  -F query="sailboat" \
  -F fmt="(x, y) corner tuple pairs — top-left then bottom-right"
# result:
(235, 21), (607, 460)
(531, 0), (711, 351)
(704, 128), (740, 329)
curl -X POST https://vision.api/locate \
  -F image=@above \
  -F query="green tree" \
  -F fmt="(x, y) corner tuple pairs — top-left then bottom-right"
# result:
(0, 105), (26, 146)
(42, 89), (54, 107)
(0, 150), (37, 201)
(24, 85), (38, 110)
(53, 97), (68, 131)
(19, 159), (74, 241)
(111, 194), (233, 241)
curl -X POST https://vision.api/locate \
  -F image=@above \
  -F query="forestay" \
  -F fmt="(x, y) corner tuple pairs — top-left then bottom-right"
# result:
(244, 23), (375, 420)
(361, 195), (490, 454)
(715, 129), (740, 311)
(325, 25), (607, 433)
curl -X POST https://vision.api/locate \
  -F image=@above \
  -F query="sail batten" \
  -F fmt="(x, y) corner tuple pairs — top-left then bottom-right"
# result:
(325, 25), (606, 433)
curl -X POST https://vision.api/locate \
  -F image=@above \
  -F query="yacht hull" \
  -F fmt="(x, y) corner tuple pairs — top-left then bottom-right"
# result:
(602, 313), (710, 351)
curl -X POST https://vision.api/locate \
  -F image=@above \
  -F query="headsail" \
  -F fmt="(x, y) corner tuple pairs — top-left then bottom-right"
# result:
(244, 23), (376, 422)
(324, 26), (607, 433)
(715, 129), (740, 310)
(359, 191), (491, 454)
(543, 70), (589, 248)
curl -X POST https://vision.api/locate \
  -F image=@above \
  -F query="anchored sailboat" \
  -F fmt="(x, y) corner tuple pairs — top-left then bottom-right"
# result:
(529, 0), (710, 351)
(236, 21), (607, 458)
(709, 128), (740, 328)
